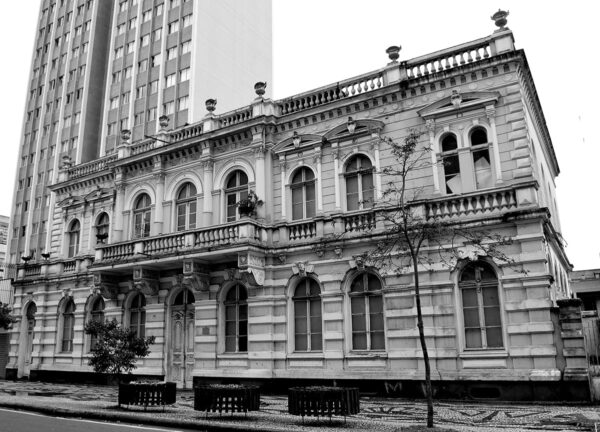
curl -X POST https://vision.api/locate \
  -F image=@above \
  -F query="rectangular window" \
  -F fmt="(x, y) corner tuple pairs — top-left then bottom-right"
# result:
(171, 0), (180, 8)
(114, 46), (124, 58)
(167, 46), (177, 60)
(155, 4), (163, 15)
(165, 73), (176, 87)
(147, 107), (157, 121)
(112, 71), (121, 83)
(153, 28), (161, 41)
(124, 66), (132, 79)
(136, 85), (146, 99)
(134, 113), (144, 125)
(140, 34), (150, 47)
(126, 41), (135, 54)
(142, 10), (152, 22)
(177, 95), (188, 111)
(119, 1), (128, 12)
(120, 118), (129, 131)
(149, 80), (159, 94)
(129, 17), (136, 29)
(117, 23), (126, 35)
(122, 91), (130, 104)
(107, 122), (117, 135)
(163, 101), (174, 115)
(168, 21), (179, 34)
(181, 40), (191, 55)
(110, 97), (119, 109)
(151, 54), (161, 67)
(138, 59), (148, 72)
(182, 14), (192, 27)
(179, 67), (190, 82)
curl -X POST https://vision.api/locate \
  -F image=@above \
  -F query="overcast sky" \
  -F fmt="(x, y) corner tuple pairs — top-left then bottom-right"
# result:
(1, 1), (598, 270)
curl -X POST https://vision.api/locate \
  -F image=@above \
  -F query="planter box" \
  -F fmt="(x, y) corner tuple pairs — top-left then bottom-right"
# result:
(118, 382), (176, 410)
(288, 386), (360, 419)
(194, 384), (260, 415)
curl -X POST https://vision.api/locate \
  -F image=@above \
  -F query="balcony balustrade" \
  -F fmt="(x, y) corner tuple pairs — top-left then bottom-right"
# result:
(16, 256), (94, 280)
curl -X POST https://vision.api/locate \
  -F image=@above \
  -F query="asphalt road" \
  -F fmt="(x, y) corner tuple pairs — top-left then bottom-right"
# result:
(0, 408), (206, 432)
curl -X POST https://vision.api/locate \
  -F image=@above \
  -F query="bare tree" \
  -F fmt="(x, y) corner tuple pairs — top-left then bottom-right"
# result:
(364, 130), (519, 428)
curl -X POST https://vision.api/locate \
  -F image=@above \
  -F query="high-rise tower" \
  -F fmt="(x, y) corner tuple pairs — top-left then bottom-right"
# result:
(8, 0), (272, 265)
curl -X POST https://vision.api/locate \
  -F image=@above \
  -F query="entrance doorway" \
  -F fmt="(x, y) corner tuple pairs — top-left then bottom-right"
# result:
(168, 289), (195, 387)
(20, 302), (36, 378)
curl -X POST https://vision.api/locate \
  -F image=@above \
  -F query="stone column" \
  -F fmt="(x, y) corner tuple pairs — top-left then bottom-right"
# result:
(279, 159), (287, 219)
(371, 138), (382, 199)
(426, 120), (440, 193)
(486, 106), (503, 183)
(332, 143), (341, 210)
(153, 173), (165, 235)
(202, 160), (214, 226)
(113, 183), (126, 242)
(314, 147), (323, 213)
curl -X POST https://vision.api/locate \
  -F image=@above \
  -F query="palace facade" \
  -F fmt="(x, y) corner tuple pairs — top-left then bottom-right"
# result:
(7, 18), (586, 400)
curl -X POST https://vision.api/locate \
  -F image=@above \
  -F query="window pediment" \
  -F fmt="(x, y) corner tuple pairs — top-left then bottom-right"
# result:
(323, 119), (384, 142)
(57, 194), (84, 208)
(273, 133), (323, 155)
(418, 91), (500, 119)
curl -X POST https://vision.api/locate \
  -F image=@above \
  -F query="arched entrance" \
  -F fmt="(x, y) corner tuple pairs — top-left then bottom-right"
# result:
(18, 302), (37, 378)
(168, 289), (195, 387)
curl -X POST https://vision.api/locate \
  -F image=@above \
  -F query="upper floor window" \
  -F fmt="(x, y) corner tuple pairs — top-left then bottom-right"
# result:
(129, 293), (146, 338)
(459, 261), (503, 349)
(291, 167), (315, 220)
(224, 284), (247, 353)
(345, 155), (374, 211)
(133, 193), (151, 238)
(441, 133), (461, 194)
(349, 272), (384, 350)
(225, 170), (248, 222)
(470, 127), (492, 189)
(95, 212), (109, 243)
(67, 219), (80, 257)
(293, 278), (322, 352)
(61, 299), (75, 352)
(176, 183), (197, 231)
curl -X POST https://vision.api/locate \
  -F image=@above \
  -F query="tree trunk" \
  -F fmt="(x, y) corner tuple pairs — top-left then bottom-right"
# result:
(413, 254), (434, 427)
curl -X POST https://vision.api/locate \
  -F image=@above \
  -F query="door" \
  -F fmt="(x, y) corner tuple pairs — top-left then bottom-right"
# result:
(169, 290), (195, 388)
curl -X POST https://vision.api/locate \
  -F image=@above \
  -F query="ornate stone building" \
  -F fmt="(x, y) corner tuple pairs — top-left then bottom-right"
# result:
(7, 17), (585, 400)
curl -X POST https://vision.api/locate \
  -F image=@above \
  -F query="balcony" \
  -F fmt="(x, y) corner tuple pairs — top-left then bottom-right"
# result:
(15, 256), (94, 281)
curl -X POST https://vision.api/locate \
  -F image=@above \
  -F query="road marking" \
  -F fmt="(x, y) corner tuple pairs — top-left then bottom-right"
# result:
(0, 408), (186, 431)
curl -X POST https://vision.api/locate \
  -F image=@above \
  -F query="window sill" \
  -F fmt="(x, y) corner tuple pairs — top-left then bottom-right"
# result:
(347, 351), (387, 359)
(217, 353), (248, 359)
(288, 352), (324, 359)
(460, 349), (507, 359)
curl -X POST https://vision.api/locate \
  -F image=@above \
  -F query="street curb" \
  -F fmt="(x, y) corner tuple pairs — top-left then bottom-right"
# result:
(0, 401), (285, 432)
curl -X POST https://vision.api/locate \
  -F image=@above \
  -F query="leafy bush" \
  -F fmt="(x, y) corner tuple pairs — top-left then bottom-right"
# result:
(0, 302), (16, 330)
(84, 318), (155, 378)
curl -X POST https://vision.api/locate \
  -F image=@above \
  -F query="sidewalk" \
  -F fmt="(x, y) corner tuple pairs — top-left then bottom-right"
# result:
(0, 380), (597, 432)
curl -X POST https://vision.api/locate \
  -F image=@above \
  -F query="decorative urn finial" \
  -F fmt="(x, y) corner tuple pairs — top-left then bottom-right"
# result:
(491, 9), (509, 31)
(386, 46), (401, 63)
(254, 81), (267, 97)
(450, 90), (462, 108)
(120, 129), (131, 142)
(205, 98), (217, 113)
(159, 115), (169, 129)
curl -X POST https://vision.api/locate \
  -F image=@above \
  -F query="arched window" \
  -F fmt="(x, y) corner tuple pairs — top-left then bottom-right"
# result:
(67, 219), (80, 257)
(291, 167), (315, 220)
(225, 170), (248, 222)
(61, 299), (75, 352)
(469, 127), (492, 189)
(89, 297), (105, 350)
(345, 155), (374, 211)
(95, 212), (110, 243)
(176, 182), (197, 231)
(224, 284), (247, 352)
(349, 272), (384, 350)
(441, 134), (461, 194)
(459, 261), (503, 349)
(293, 278), (322, 352)
(133, 194), (151, 238)
(129, 293), (146, 338)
